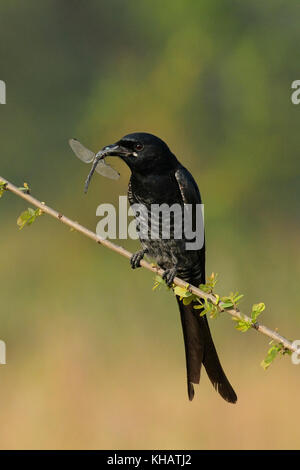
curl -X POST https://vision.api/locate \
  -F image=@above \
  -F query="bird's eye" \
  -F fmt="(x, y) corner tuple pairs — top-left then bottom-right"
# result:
(135, 143), (144, 151)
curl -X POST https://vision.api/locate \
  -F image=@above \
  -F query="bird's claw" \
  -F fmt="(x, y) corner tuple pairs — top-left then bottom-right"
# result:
(162, 267), (177, 287)
(130, 250), (146, 269)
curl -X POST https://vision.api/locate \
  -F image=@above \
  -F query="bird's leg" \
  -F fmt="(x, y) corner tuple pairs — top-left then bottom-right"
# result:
(130, 248), (148, 269)
(162, 254), (178, 287)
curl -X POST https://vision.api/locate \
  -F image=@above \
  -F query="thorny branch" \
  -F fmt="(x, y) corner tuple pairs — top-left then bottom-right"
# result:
(0, 176), (297, 355)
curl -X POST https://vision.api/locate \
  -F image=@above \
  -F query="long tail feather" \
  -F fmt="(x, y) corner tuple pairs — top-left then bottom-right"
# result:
(177, 298), (237, 403)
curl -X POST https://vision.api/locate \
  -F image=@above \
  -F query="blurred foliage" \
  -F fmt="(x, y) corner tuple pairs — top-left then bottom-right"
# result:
(0, 0), (300, 450)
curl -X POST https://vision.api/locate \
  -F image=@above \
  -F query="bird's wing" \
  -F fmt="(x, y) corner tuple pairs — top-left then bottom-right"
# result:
(174, 166), (202, 205)
(174, 165), (205, 280)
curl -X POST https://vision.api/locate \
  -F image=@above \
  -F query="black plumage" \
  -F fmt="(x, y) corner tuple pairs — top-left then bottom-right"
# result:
(96, 132), (237, 403)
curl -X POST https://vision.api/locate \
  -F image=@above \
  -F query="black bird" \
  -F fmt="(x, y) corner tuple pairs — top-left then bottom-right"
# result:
(93, 132), (237, 403)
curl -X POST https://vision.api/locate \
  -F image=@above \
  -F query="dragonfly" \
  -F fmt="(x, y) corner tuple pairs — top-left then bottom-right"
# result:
(69, 138), (120, 193)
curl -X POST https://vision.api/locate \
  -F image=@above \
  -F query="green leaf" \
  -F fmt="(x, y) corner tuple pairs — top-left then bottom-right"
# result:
(199, 272), (218, 293)
(232, 315), (252, 332)
(233, 294), (244, 304)
(173, 285), (191, 298)
(235, 321), (252, 332)
(221, 301), (234, 309)
(0, 181), (7, 198)
(261, 344), (281, 370)
(209, 305), (220, 319)
(251, 302), (265, 323)
(193, 304), (203, 310)
(152, 275), (172, 291)
(17, 207), (43, 230)
(261, 342), (291, 370)
(18, 182), (31, 194)
(194, 298), (219, 319)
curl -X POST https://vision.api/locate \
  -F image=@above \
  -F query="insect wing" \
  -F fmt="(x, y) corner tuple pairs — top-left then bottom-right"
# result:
(95, 159), (120, 180)
(69, 138), (95, 163)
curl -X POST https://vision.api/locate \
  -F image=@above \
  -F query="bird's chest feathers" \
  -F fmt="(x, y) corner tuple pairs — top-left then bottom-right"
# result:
(130, 172), (180, 205)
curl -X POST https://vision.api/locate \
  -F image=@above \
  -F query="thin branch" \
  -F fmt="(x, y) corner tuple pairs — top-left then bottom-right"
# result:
(1, 176), (297, 353)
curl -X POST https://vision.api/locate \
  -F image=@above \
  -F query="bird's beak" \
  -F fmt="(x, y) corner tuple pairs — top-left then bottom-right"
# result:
(95, 144), (132, 160)
(84, 144), (133, 193)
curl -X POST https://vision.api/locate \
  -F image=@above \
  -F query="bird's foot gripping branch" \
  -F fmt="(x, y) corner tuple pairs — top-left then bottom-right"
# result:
(0, 177), (299, 371)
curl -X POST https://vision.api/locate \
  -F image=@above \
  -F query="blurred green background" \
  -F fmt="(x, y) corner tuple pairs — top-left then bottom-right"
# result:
(1, 0), (300, 450)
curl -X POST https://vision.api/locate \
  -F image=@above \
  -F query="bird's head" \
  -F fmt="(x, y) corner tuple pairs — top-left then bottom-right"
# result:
(96, 132), (177, 174)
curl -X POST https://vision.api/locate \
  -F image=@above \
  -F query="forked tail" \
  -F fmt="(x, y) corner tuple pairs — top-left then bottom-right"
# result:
(177, 298), (237, 403)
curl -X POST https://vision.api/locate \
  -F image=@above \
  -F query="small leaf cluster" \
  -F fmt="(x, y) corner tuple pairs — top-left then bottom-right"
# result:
(261, 341), (292, 370)
(173, 285), (197, 305)
(152, 274), (172, 291)
(0, 181), (7, 198)
(232, 302), (265, 332)
(152, 273), (291, 371)
(220, 292), (244, 310)
(194, 297), (220, 318)
(18, 182), (30, 194)
(17, 207), (43, 230)
(173, 274), (220, 317)
(199, 272), (218, 293)
(0, 181), (30, 199)
(153, 273), (247, 321)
